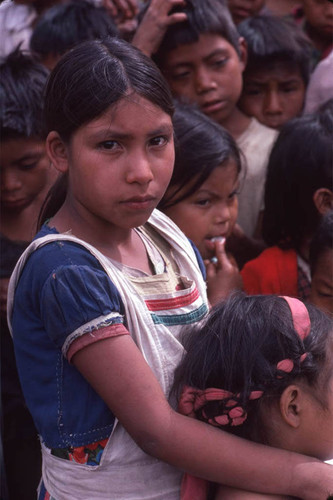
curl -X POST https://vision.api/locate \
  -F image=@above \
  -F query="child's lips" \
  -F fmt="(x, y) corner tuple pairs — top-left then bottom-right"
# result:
(1, 197), (27, 209)
(201, 99), (227, 114)
(122, 196), (156, 211)
(205, 236), (226, 251)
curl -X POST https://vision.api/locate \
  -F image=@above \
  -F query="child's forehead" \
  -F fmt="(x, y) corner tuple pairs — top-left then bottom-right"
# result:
(245, 61), (305, 82)
(162, 33), (240, 67)
(1, 136), (46, 163)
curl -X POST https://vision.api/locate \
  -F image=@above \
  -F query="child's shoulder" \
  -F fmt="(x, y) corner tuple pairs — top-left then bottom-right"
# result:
(236, 118), (278, 159)
(22, 224), (109, 284)
(239, 118), (278, 145)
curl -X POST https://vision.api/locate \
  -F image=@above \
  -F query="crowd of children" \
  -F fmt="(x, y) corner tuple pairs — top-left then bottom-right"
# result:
(1, 0), (332, 499)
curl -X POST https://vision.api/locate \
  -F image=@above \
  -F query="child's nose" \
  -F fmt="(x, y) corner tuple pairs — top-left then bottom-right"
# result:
(1, 169), (22, 192)
(194, 68), (217, 94)
(264, 90), (283, 115)
(125, 152), (154, 185)
(214, 202), (231, 225)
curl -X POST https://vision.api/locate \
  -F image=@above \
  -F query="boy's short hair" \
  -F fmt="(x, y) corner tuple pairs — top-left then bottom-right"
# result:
(30, 0), (118, 60)
(139, 0), (241, 66)
(237, 15), (312, 85)
(0, 49), (49, 140)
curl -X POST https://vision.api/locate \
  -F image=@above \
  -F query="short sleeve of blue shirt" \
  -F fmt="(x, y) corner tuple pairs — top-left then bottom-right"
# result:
(12, 231), (125, 353)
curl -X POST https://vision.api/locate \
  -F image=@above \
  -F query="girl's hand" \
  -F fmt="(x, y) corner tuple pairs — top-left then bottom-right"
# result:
(204, 239), (243, 306)
(102, 0), (139, 21)
(132, 0), (187, 56)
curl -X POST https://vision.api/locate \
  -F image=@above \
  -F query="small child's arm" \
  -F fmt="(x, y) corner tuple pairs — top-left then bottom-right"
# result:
(72, 332), (333, 500)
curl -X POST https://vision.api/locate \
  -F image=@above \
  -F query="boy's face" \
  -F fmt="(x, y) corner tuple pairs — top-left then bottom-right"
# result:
(161, 33), (246, 128)
(238, 62), (306, 130)
(0, 137), (51, 213)
(227, 0), (266, 25)
(302, 0), (333, 39)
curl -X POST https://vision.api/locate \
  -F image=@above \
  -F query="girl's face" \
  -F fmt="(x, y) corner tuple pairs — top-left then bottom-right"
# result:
(227, 0), (266, 24)
(162, 160), (239, 260)
(49, 94), (174, 237)
(297, 359), (333, 461)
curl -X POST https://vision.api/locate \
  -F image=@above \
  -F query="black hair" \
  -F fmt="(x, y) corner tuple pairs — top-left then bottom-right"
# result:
(0, 48), (49, 140)
(158, 102), (242, 210)
(138, 0), (241, 67)
(262, 106), (333, 250)
(30, 0), (118, 60)
(237, 15), (312, 85)
(310, 210), (333, 276)
(173, 293), (333, 443)
(39, 36), (174, 226)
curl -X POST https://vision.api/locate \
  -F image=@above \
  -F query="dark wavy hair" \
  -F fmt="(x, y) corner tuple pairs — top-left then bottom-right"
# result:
(30, 0), (118, 60)
(158, 102), (242, 210)
(237, 15), (312, 85)
(138, 0), (241, 67)
(173, 293), (333, 444)
(39, 36), (174, 227)
(0, 48), (49, 140)
(262, 105), (333, 250)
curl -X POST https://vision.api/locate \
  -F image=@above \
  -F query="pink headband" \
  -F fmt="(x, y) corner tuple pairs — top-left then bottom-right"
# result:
(277, 296), (311, 375)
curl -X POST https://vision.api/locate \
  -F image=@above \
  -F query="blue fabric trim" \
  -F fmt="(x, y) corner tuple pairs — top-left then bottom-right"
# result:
(151, 303), (208, 326)
(188, 239), (206, 280)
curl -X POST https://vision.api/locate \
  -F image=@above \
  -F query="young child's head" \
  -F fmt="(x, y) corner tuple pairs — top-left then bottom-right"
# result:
(237, 15), (312, 130)
(262, 106), (333, 252)
(227, 0), (266, 25)
(175, 293), (333, 461)
(146, 0), (247, 128)
(30, 0), (118, 70)
(158, 103), (241, 261)
(40, 36), (175, 227)
(310, 210), (333, 315)
(0, 49), (52, 215)
(301, 0), (333, 49)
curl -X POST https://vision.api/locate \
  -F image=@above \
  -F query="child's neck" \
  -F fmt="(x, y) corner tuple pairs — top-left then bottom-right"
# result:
(50, 207), (154, 275)
(1, 199), (43, 242)
(219, 107), (252, 140)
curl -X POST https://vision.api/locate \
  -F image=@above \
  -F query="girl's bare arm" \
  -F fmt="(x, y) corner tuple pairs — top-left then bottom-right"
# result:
(73, 334), (333, 500)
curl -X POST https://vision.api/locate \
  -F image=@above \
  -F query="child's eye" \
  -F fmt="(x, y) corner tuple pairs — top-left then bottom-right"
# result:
(228, 189), (239, 201)
(99, 140), (120, 150)
(170, 70), (191, 81)
(149, 136), (169, 147)
(211, 58), (228, 69)
(281, 86), (298, 94)
(195, 199), (211, 207)
(19, 162), (38, 171)
(244, 88), (262, 96)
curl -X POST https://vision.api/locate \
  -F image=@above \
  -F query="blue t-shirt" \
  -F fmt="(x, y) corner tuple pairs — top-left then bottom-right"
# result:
(11, 224), (205, 449)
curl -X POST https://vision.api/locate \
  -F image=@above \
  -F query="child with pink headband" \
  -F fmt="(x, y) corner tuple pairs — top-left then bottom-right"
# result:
(173, 293), (333, 499)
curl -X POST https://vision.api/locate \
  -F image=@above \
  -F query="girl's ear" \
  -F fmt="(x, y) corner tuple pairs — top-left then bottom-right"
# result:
(46, 131), (69, 174)
(238, 37), (248, 73)
(313, 188), (333, 216)
(279, 385), (302, 429)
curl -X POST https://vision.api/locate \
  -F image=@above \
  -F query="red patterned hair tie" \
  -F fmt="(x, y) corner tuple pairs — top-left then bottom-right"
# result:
(276, 297), (311, 376)
(178, 386), (263, 427)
